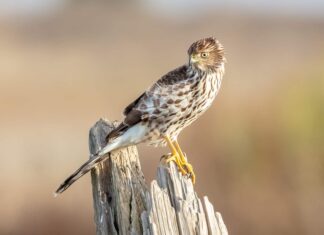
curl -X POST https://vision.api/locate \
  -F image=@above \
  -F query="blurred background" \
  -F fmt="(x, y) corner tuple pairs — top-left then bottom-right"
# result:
(0, 0), (323, 234)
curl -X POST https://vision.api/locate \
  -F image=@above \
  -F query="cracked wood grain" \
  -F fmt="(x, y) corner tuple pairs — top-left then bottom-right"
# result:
(89, 119), (228, 235)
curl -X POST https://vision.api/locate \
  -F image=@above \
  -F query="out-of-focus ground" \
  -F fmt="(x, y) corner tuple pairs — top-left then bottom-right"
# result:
(0, 1), (323, 235)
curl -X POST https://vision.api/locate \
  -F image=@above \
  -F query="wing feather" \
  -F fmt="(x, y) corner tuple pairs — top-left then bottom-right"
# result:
(106, 65), (188, 141)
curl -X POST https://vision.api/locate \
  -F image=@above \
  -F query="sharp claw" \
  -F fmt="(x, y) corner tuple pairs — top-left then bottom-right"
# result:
(186, 172), (195, 183)
(160, 153), (171, 162)
(162, 153), (188, 175)
(183, 163), (195, 184)
(160, 152), (196, 184)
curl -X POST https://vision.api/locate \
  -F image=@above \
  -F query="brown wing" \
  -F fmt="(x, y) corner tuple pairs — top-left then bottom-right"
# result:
(106, 65), (188, 141)
(155, 65), (188, 86)
(106, 93), (146, 141)
(123, 92), (145, 115)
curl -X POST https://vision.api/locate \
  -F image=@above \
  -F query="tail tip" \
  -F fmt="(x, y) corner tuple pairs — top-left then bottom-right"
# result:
(53, 185), (64, 197)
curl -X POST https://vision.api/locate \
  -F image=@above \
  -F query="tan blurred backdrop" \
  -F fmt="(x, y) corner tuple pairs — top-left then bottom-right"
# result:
(0, 1), (323, 235)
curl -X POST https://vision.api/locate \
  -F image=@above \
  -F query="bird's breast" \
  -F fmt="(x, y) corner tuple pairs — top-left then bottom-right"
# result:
(190, 72), (221, 111)
(163, 72), (222, 136)
(143, 70), (223, 145)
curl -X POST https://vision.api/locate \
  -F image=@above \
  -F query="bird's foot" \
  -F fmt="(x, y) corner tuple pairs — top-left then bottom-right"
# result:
(178, 152), (196, 184)
(161, 153), (188, 175)
(161, 153), (196, 184)
(183, 161), (196, 184)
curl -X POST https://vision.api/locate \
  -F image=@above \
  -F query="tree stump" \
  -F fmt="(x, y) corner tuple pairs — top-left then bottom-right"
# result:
(89, 119), (228, 235)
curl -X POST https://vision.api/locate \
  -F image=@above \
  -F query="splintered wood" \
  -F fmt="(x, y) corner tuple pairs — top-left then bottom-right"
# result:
(89, 119), (228, 235)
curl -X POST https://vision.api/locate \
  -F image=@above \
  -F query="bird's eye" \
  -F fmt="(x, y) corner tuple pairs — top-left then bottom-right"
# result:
(201, 52), (209, 58)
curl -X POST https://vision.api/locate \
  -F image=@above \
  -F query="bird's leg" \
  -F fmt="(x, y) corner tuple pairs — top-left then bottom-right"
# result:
(173, 140), (196, 184)
(162, 136), (187, 175)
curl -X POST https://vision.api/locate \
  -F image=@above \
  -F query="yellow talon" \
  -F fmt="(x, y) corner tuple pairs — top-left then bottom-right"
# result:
(183, 162), (196, 184)
(161, 153), (188, 175)
(163, 136), (196, 184)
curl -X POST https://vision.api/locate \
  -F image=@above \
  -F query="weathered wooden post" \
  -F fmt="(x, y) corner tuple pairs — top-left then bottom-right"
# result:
(89, 119), (228, 235)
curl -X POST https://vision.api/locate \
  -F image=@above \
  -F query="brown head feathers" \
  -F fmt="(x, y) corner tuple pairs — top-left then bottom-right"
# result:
(188, 37), (225, 71)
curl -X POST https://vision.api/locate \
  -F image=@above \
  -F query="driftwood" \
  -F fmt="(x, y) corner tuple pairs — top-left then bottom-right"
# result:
(89, 119), (228, 235)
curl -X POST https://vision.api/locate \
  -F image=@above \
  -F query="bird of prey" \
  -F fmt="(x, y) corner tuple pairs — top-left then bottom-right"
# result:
(55, 37), (225, 195)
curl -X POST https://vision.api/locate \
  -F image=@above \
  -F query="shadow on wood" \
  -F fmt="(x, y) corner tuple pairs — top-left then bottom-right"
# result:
(89, 119), (228, 235)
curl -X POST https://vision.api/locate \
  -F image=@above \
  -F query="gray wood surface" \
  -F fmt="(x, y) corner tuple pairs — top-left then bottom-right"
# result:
(89, 119), (228, 235)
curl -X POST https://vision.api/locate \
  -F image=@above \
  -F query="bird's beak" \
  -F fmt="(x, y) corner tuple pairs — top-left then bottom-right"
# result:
(190, 54), (199, 63)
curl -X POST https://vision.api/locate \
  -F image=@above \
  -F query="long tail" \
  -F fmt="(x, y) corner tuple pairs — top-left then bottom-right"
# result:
(54, 124), (147, 196)
(54, 140), (121, 196)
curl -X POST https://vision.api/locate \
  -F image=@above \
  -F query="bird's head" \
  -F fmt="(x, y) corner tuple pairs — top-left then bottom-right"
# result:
(188, 37), (225, 72)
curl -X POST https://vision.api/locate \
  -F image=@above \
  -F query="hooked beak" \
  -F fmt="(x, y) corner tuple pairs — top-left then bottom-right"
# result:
(190, 54), (199, 64)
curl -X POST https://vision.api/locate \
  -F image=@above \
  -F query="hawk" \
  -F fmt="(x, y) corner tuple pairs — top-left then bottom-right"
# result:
(56, 37), (225, 194)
